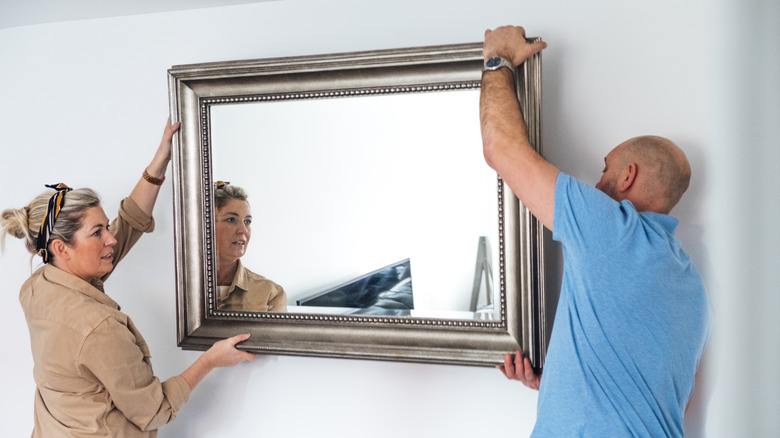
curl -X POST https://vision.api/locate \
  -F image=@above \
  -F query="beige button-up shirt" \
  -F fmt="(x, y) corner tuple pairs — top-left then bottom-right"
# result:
(19, 198), (191, 437)
(216, 260), (287, 312)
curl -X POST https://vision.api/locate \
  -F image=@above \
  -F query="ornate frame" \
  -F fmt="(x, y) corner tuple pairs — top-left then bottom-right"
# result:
(167, 41), (547, 368)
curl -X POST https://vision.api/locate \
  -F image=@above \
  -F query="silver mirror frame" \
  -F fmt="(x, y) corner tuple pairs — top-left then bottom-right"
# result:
(167, 41), (547, 368)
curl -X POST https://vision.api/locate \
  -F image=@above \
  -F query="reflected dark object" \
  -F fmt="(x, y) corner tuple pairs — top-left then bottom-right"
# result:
(298, 259), (413, 316)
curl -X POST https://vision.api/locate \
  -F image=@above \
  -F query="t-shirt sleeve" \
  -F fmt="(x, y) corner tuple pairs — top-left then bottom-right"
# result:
(553, 173), (635, 254)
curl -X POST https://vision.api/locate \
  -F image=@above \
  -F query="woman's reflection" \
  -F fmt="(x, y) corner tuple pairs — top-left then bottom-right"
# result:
(214, 181), (287, 312)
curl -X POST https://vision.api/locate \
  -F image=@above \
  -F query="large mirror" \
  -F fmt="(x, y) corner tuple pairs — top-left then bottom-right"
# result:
(168, 41), (548, 367)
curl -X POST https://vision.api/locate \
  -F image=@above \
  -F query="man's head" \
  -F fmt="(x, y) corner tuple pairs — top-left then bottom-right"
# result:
(596, 135), (691, 214)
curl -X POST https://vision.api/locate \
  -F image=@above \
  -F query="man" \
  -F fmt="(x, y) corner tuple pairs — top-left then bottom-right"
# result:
(481, 26), (709, 437)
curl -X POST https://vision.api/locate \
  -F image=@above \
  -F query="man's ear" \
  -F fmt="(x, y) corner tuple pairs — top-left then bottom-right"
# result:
(617, 162), (638, 193)
(49, 239), (70, 261)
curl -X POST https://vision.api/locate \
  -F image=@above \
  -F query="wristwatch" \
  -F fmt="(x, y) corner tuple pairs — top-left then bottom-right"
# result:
(483, 57), (515, 75)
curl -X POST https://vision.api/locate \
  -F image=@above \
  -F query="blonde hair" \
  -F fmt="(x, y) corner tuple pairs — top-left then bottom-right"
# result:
(1, 188), (101, 260)
(214, 184), (248, 210)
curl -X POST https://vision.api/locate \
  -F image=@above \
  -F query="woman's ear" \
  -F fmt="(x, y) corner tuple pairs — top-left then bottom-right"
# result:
(49, 239), (70, 261)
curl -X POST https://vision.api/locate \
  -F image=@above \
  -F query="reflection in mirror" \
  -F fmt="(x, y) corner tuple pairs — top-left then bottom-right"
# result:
(298, 258), (414, 316)
(210, 90), (500, 320)
(213, 182), (287, 312)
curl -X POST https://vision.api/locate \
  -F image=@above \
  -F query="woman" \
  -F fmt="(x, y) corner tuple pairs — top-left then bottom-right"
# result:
(0, 119), (255, 437)
(214, 182), (287, 312)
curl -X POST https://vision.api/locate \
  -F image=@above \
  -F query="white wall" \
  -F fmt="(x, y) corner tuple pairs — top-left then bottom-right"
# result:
(1, 0), (778, 437)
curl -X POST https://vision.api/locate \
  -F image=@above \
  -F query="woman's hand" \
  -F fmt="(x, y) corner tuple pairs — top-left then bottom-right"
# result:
(156, 116), (180, 163)
(202, 333), (257, 368)
(497, 350), (542, 390)
(181, 333), (256, 390)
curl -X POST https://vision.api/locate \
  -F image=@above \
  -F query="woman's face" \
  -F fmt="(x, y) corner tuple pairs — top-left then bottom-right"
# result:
(58, 206), (117, 282)
(215, 198), (252, 266)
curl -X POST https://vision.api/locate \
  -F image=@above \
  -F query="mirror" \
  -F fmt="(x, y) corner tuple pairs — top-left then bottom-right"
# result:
(210, 89), (499, 319)
(168, 41), (548, 367)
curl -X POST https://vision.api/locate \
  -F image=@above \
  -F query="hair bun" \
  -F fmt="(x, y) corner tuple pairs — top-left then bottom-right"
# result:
(1, 207), (31, 246)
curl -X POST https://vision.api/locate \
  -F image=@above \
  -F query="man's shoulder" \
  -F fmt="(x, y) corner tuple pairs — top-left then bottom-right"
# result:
(553, 173), (640, 244)
(555, 172), (623, 216)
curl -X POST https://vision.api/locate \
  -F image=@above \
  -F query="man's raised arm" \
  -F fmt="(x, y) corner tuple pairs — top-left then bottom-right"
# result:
(480, 26), (558, 231)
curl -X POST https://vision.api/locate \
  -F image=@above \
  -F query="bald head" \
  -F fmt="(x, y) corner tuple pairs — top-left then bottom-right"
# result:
(616, 136), (691, 213)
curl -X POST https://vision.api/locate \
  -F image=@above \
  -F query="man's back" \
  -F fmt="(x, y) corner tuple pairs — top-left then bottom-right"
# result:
(532, 173), (709, 437)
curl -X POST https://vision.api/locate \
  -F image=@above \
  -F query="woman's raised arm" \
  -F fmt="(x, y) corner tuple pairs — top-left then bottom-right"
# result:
(129, 117), (180, 216)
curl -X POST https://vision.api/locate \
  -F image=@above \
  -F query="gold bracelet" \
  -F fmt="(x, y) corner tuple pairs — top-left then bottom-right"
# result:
(142, 168), (165, 186)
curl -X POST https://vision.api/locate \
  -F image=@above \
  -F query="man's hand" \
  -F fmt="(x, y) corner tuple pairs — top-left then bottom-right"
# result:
(497, 350), (542, 390)
(483, 26), (547, 67)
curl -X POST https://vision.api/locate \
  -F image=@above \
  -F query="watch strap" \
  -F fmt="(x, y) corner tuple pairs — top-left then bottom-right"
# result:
(483, 57), (515, 75)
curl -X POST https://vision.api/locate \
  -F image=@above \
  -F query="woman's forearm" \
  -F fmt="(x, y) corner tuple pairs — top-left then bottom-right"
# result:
(129, 118), (179, 216)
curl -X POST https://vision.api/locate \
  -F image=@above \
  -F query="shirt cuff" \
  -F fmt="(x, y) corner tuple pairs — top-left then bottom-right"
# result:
(118, 197), (155, 233)
(161, 375), (192, 412)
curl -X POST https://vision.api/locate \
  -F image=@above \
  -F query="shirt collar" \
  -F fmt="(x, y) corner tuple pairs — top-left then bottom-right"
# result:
(41, 264), (120, 310)
(217, 260), (249, 302)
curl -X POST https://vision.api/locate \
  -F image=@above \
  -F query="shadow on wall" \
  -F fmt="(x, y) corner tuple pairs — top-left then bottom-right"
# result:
(672, 139), (709, 286)
(684, 346), (713, 438)
(665, 139), (711, 438)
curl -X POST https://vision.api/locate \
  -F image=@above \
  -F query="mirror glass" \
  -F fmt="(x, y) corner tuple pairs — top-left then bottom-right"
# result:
(210, 89), (500, 320)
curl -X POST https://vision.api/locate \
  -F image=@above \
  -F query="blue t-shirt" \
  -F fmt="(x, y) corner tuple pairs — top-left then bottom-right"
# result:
(532, 173), (709, 437)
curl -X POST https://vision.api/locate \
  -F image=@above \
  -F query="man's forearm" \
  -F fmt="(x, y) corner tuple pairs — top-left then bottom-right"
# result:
(480, 68), (531, 170)
(479, 67), (558, 229)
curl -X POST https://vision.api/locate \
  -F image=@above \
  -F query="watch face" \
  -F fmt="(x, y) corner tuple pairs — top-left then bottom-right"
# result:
(486, 57), (501, 68)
